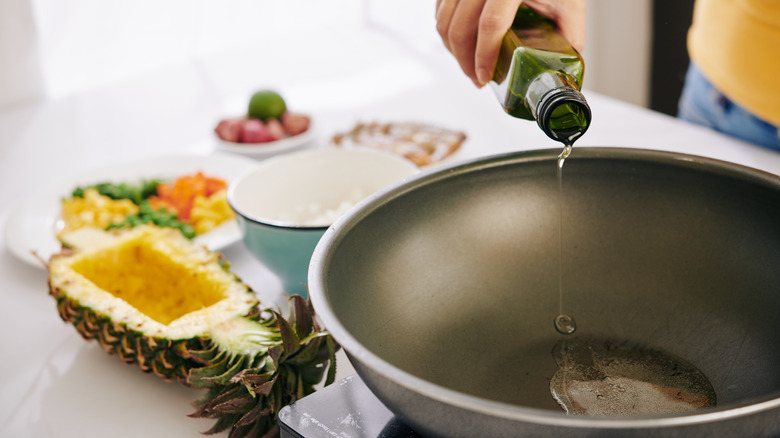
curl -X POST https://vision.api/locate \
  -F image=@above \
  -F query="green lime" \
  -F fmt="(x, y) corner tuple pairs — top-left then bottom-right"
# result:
(247, 90), (287, 121)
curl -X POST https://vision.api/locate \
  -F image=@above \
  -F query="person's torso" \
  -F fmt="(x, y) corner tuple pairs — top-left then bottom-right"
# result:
(688, 0), (780, 125)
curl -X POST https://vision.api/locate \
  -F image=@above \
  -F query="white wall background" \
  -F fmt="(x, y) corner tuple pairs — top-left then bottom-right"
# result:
(0, 0), (45, 106)
(0, 0), (655, 110)
(584, 0), (654, 107)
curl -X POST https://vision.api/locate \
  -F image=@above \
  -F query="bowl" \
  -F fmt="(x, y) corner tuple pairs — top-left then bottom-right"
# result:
(228, 148), (418, 297)
(215, 122), (316, 159)
(309, 148), (780, 437)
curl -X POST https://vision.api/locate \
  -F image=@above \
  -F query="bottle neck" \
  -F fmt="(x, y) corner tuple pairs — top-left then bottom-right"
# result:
(527, 72), (591, 143)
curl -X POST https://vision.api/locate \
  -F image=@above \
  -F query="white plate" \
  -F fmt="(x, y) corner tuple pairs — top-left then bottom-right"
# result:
(4, 153), (257, 269)
(215, 124), (316, 158)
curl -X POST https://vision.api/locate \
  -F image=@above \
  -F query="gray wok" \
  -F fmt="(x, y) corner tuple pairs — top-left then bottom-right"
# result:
(308, 148), (780, 437)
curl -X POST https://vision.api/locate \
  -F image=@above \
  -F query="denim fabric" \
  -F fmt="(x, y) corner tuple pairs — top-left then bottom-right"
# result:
(677, 63), (780, 152)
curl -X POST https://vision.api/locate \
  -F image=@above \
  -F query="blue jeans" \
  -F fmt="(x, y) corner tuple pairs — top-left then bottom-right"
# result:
(677, 63), (780, 152)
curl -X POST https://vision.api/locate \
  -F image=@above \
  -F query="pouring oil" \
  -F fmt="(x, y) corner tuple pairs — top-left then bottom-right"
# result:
(550, 338), (716, 415)
(548, 147), (718, 415)
(554, 144), (576, 335)
(487, 4), (588, 335)
(483, 4), (716, 416)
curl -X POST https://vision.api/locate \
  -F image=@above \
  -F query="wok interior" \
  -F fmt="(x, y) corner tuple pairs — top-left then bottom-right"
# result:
(324, 150), (780, 412)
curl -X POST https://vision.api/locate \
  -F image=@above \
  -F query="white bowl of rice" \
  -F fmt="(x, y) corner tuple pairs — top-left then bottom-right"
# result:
(228, 148), (418, 297)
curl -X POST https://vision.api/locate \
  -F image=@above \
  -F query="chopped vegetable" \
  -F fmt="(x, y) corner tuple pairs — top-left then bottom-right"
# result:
(60, 172), (232, 241)
(150, 172), (227, 220)
(107, 202), (196, 239)
(72, 179), (163, 205)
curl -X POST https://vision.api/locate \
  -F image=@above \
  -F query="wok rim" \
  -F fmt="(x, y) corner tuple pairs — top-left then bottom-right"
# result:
(308, 146), (780, 430)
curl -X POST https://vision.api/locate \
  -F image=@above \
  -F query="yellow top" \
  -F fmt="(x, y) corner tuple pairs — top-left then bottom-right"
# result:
(687, 0), (780, 125)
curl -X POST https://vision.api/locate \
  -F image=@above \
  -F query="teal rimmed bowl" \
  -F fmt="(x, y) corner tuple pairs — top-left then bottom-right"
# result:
(228, 148), (418, 297)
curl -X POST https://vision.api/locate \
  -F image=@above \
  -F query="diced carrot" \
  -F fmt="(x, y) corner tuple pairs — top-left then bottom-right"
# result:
(149, 172), (228, 221)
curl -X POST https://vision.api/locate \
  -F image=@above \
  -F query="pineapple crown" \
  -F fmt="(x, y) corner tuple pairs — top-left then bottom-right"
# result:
(187, 294), (338, 438)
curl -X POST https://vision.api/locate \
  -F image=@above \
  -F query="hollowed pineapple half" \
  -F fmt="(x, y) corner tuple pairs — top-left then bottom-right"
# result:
(48, 225), (336, 437)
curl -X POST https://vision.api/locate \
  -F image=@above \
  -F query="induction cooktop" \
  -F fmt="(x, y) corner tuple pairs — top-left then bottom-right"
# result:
(278, 374), (420, 438)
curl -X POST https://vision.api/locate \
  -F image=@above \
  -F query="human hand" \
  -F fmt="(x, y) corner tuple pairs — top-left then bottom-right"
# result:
(436, 0), (586, 87)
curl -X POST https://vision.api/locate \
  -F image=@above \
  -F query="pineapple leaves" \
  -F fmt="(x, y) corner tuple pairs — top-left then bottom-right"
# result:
(200, 415), (234, 435)
(187, 355), (230, 388)
(231, 370), (276, 398)
(289, 293), (313, 338)
(273, 310), (300, 360)
(325, 334), (337, 387)
(186, 295), (338, 438)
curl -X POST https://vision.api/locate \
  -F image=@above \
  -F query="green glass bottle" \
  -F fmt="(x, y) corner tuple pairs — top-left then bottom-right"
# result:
(491, 6), (591, 144)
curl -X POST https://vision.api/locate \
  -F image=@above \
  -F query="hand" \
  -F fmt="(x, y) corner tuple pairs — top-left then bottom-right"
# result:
(436, 0), (586, 87)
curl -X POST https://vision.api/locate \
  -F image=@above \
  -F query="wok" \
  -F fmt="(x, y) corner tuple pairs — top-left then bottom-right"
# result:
(308, 148), (780, 437)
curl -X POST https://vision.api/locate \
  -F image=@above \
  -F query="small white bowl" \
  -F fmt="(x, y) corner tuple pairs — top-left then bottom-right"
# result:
(228, 148), (418, 296)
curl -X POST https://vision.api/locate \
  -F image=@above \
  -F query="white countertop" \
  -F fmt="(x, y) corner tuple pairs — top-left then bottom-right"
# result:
(2, 18), (780, 438)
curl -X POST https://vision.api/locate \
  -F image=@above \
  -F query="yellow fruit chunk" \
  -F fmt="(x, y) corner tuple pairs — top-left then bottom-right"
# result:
(59, 189), (139, 236)
(190, 189), (234, 235)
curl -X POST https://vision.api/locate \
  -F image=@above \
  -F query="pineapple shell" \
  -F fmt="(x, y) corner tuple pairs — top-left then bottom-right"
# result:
(47, 225), (337, 437)
(48, 225), (259, 382)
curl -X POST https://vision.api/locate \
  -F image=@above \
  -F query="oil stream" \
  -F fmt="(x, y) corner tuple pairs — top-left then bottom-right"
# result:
(554, 144), (575, 335)
(548, 144), (716, 416)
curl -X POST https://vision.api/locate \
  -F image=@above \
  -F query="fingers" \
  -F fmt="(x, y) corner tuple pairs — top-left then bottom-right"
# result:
(448, 0), (486, 85)
(437, 0), (587, 86)
(437, 0), (486, 86)
(437, 0), (524, 86)
(435, 0), (457, 53)
(435, 0), (447, 20)
(474, 0), (524, 84)
(524, 0), (586, 53)
(555, 0), (586, 53)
